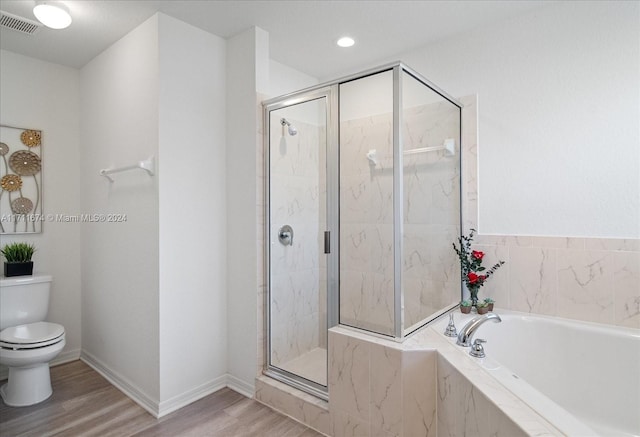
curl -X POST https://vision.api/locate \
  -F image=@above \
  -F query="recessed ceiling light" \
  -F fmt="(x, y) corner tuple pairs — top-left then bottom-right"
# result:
(33, 1), (72, 30)
(337, 37), (355, 48)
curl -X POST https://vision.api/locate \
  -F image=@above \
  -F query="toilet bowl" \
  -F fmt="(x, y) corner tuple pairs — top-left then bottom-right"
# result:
(0, 322), (66, 406)
(0, 275), (65, 407)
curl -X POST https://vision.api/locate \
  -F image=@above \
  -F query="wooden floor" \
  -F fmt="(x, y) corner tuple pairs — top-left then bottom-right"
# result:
(0, 360), (323, 437)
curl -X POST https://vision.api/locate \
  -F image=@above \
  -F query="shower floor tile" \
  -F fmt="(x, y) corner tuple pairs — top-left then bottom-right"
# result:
(278, 347), (327, 386)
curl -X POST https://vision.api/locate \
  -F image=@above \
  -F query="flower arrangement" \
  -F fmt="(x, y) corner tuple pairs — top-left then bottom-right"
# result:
(453, 229), (504, 306)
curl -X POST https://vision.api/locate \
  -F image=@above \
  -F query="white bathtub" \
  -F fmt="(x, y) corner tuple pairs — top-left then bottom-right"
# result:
(434, 310), (640, 437)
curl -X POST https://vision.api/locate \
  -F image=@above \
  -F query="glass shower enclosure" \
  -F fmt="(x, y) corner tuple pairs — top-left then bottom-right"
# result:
(263, 63), (462, 398)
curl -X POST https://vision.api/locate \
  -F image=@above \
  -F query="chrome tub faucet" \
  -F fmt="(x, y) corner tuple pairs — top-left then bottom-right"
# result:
(456, 313), (502, 347)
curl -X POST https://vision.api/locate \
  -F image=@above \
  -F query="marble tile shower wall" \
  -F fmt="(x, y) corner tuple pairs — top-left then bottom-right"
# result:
(402, 103), (461, 329)
(461, 96), (640, 329)
(269, 119), (324, 365)
(340, 103), (461, 335)
(340, 112), (395, 335)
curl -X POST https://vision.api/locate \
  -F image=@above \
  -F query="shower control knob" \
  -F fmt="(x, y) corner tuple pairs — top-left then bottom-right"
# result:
(278, 225), (294, 246)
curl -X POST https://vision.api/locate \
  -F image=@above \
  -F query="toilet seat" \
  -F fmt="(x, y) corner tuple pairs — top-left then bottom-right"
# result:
(0, 322), (65, 350)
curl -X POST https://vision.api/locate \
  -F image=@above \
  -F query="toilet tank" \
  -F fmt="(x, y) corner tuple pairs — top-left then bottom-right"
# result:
(0, 274), (53, 330)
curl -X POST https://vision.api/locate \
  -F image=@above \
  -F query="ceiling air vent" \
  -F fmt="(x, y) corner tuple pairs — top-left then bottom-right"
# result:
(0, 11), (42, 35)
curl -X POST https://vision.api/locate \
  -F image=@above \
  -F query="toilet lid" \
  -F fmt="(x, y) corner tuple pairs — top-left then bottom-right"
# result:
(0, 322), (65, 349)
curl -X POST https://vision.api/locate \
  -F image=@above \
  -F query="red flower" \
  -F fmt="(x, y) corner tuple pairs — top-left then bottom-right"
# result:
(472, 250), (484, 260)
(467, 272), (479, 284)
(479, 275), (487, 282)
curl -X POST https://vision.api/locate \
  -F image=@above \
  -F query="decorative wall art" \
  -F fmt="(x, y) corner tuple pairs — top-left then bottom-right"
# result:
(0, 125), (43, 234)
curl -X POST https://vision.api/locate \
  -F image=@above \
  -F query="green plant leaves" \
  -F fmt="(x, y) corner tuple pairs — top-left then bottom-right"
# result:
(0, 242), (36, 263)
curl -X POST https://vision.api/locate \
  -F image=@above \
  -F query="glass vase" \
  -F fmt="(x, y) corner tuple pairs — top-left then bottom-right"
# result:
(469, 287), (479, 307)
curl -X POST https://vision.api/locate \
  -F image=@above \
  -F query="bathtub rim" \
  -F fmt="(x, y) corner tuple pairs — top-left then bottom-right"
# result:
(332, 322), (565, 436)
(428, 308), (639, 437)
(432, 307), (640, 338)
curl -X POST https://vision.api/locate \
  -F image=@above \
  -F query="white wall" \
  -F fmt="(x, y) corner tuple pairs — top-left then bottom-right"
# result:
(363, 1), (640, 239)
(0, 50), (82, 366)
(80, 15), (161, 403)
(226, 26), (269, 394)
(80, 13), (232, 414)
(157, 14), (228, 407)
(269, 60), (319, 97)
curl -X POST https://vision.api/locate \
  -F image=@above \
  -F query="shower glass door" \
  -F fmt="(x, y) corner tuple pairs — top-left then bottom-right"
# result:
(266, 91), (333, 397)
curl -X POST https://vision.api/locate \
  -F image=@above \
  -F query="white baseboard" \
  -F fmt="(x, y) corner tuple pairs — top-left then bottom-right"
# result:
(226, 374), (255, 399)
(2, 348), (256, 419)
(81, 351), (256, 418)
(80, 351), (160, 418)
(157, 374), (228, 417)
(54, 348), (82, 366)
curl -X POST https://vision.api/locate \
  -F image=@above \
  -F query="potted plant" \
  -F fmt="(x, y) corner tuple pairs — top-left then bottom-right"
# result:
(453, 229), (505, 307)
(483, 297), (495, 311)
(476, 301), (489, 315)
(460, 300), (472, 314)
(1, 242), (36, 277)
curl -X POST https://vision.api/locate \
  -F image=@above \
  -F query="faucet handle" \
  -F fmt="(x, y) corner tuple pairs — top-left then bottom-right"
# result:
(470, 338), (486, 358)
(444, 313), (457, 337)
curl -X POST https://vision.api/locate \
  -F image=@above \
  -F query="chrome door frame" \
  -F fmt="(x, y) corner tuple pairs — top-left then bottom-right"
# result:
(263, 86), (337, 400)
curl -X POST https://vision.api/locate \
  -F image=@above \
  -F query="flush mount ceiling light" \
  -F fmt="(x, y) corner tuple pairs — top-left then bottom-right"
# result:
(336, 36), (355, 48)
(33, 1), (72, 29)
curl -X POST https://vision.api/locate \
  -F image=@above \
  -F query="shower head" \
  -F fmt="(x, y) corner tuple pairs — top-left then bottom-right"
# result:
(280, 118), (298, 136)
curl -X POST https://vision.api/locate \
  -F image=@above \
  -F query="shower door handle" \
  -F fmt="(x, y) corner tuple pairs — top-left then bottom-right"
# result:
(324, 231), (330, 254)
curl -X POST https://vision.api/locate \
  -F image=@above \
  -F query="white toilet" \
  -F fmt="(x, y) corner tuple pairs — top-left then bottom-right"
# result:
(0, 274), (65, 406)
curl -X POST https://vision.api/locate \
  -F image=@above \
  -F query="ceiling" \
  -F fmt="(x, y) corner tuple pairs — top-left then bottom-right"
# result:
(0, 0), (550, 79)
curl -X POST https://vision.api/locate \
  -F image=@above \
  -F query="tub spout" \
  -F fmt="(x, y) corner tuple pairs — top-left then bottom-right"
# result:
(456, 313), (502, 347)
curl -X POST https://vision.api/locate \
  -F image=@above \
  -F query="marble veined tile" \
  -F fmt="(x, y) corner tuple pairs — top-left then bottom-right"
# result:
(340, 177), (378, 224)
(370, 344), (403, 436)
(509, 246), (557, 316)
(613, 251), (640, 328)
(331, 410), (370, 437)
(328, 331), (370, 422)
(530, 236), (585, 250)
(585, 237), (640, 252)
(402, 350), (437, 437)
(255, 376), (330, 436)
(436, 354), (461, 437)
(557, 249), (614, 324)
